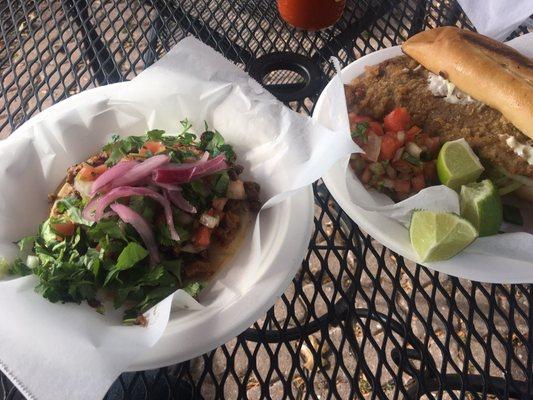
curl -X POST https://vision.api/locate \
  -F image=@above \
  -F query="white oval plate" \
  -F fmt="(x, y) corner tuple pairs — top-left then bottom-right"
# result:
(9, 83), (315, 371)
(313, 43), (533, 284)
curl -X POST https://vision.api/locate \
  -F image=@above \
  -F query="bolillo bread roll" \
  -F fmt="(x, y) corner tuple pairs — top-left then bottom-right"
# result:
(402, 27), (533, 139)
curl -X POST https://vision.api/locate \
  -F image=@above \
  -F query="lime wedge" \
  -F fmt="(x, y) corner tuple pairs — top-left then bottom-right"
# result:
(410, 210), (478, 262)
(460, 179), (502, 236)
(437, 138), (484, 191)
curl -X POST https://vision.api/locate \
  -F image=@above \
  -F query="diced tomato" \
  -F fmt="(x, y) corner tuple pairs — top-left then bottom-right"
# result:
(368, 121), (384, 136)
(193, 225), (213, 248)
(383, 107), (411, 133)
(349, 113), (372, 126)
(140, 141), (166, 156)
(78, 164), (108, 181)
(393, 179), (411, 194)
(411, 174), (426, 193)
(423, 160), (438, 182)
(406, 126), (422, 141)
(51, 221), (76, 237)
(360, 166), (372, 184)
(379, 134), (401, 161)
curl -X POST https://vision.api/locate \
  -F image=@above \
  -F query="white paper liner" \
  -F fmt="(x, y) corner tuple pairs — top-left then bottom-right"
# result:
(317, 33), (533, 284)
(457, 0), (533, 40)
(0, 37), (357, 400)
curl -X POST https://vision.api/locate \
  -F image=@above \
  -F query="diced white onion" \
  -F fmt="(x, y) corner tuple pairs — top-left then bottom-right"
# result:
(200, 213), (220, 229)
(406, 142), (423, 159)
(397, 131), (405, 143)
(26, 255), (40, 269)
(74, 176), (93, 199)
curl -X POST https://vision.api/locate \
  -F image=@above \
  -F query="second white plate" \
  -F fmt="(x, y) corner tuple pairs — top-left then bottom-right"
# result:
(313, 44), (533, 284)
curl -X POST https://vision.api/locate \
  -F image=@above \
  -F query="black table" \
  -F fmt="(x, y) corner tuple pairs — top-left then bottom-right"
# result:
(1, 1), (532, 399)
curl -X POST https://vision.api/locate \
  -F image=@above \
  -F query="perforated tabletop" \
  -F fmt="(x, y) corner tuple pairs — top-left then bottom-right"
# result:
(1, 1), (532, 399)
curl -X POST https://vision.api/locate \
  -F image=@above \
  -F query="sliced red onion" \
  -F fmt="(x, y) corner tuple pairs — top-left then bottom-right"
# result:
(152, 181), (182, 192)
(193, 155), (229, 179)
(149, 152), (211, 185)
(90, 160), (139, 196)
(159, 152), (209, 172)
(110, 203), (160, 266)
(152, 167), (195, 184)
(153, 154), (227, 184)
(165, 189), (197, 214)
(108, 154), (170, 189)
(92, 186), (180, 241)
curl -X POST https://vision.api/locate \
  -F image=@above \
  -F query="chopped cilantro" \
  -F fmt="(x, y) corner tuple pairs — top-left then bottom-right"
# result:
(86, 220), (126, 242)
(146, 129), (165, 141)
(213, 172), (230, 197)
(200, 125), (236, 161)
(55, 196), (94, 226)
(104, 242), (149, 286)
(115, 242), (149, 271)
(183, 281), (204, 298)
(351, 122), (369, 142)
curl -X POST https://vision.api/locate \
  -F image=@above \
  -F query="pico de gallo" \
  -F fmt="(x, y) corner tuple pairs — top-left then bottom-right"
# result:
(349, 107), (441, 201)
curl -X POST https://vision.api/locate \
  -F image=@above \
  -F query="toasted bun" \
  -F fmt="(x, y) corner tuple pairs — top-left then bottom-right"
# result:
(402, 27), (533, 139)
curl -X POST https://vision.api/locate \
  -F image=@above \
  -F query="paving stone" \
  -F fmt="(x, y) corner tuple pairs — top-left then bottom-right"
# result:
(308, 248), (344, 286)
(246, 379), (285, 400)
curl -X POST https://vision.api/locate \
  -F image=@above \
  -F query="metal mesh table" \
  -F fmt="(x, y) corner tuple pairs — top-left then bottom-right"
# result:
(1, 1), (532, 399)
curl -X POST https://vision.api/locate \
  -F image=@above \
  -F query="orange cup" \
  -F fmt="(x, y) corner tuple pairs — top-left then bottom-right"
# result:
(277, 0), (346, 30)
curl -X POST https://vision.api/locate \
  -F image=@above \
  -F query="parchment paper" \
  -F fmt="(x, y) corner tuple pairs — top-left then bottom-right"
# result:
(0, 37), (357, 400)
(457, 0), (533, 41)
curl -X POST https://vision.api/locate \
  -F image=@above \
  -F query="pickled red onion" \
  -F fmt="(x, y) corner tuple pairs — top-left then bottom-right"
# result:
(165, 189), (197, 214)
(90, 160), (138, 196)
(91, 186), (180, 241)
(153, 154), (227, 184)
